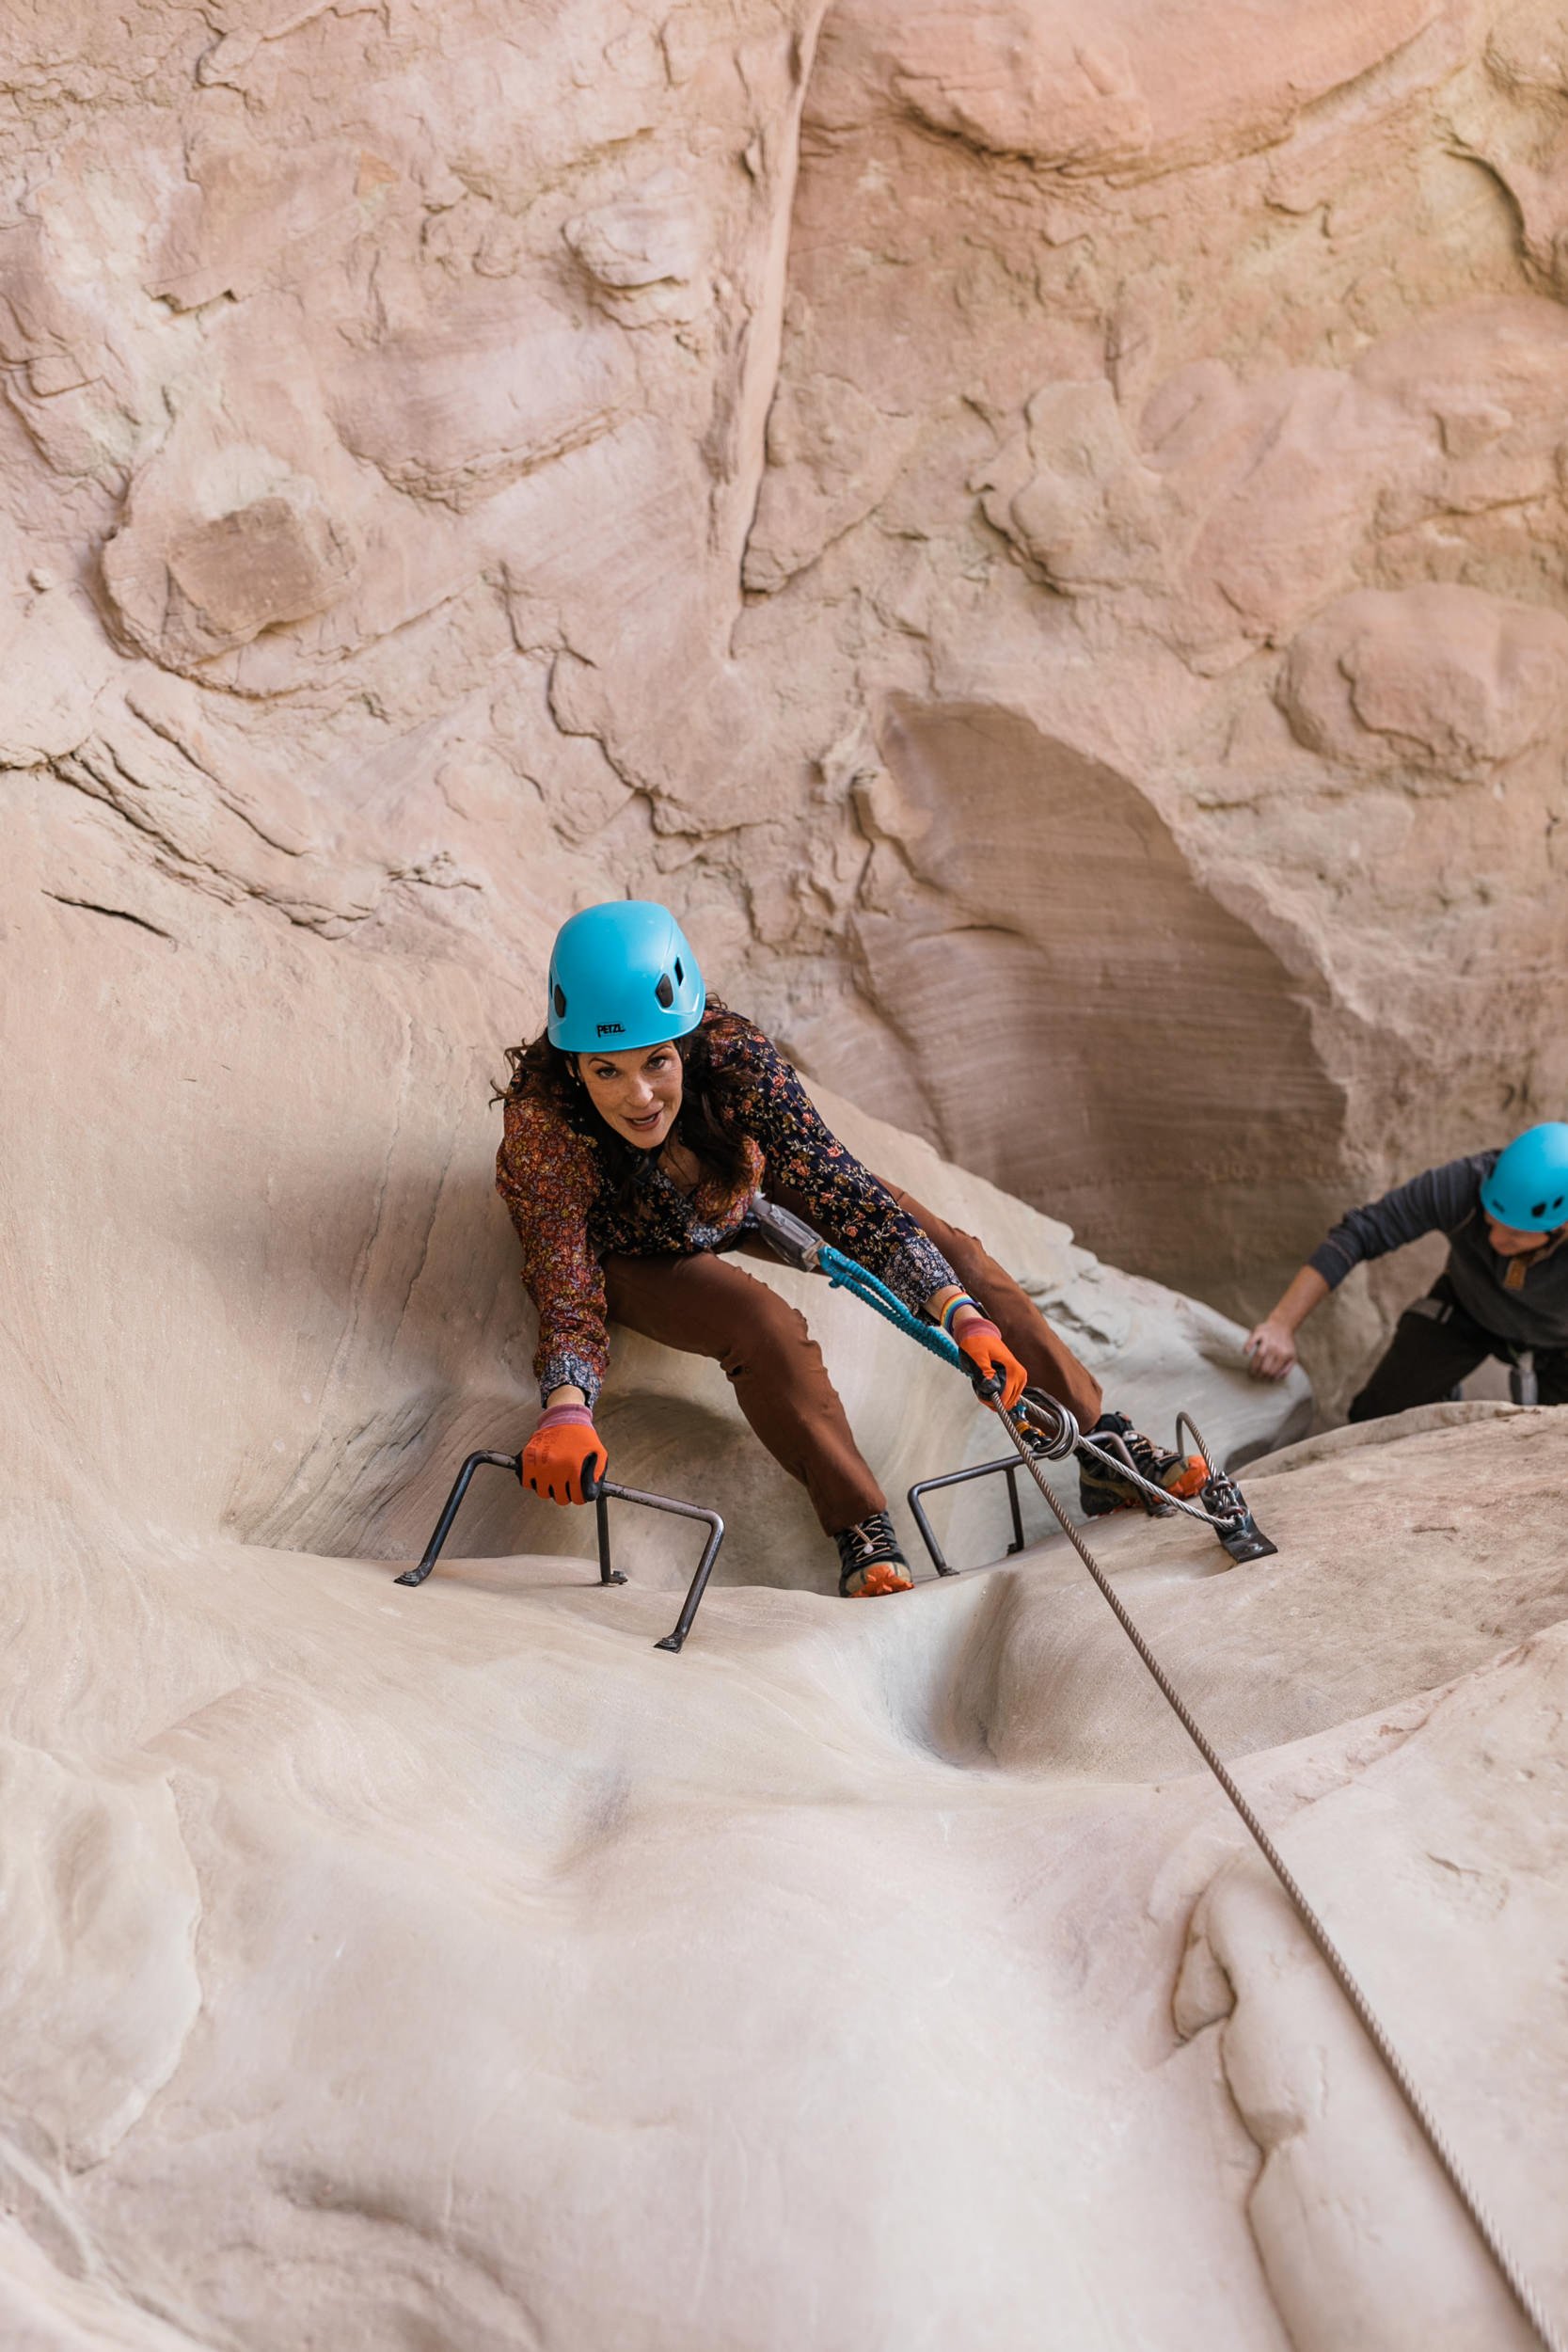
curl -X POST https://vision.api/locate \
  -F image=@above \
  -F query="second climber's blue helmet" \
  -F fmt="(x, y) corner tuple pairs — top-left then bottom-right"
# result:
(1480, 1121), (1568, 1232)
(546, 900), (705, 1053)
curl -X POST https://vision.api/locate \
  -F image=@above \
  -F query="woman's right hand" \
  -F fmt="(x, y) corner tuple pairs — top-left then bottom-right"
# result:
(1243, 1319), (1298, 1381)
(523, 1404), (608, 1504)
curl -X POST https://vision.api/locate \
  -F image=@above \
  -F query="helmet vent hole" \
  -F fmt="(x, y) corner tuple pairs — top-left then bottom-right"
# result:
(673, 957), (684, 984)
(656, 973), (674, 1009)
(552, 984), (567, 1018)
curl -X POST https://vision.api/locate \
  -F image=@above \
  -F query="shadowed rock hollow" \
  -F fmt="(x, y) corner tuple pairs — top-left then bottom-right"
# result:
(3, 1), (1568, 2345)
(853, 699), (1348, 1307)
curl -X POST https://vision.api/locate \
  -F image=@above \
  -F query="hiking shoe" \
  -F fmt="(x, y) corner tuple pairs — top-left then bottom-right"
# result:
(1077, 1410), (1208, 1518)
(834, 1511), (914, 1597)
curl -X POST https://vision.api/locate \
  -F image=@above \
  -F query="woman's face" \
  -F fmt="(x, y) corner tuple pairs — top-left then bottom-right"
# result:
(576, 1041), (684, 1151)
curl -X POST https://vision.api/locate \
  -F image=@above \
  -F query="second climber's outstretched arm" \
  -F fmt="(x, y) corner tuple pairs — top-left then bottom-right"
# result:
(1243, 1154), (1487, 1381)
(1244, 1265), (1330, 1380)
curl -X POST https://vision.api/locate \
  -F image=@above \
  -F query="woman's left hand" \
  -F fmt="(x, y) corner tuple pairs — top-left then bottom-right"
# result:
(955, 1315), (1028, 1408)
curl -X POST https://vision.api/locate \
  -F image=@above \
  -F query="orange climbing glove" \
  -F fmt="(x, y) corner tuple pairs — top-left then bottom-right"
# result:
(955, 1316), (1028, 1409)
(522, 1404), (608, 1506)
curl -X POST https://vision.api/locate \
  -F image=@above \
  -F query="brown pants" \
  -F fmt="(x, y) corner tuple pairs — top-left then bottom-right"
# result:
(603, 1184), (1103, 1535)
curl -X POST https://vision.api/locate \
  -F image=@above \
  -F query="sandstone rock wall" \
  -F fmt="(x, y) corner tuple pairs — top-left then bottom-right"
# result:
(743, 0), (1568, 1407)
(4, 0), (1567, 1417)
(4, 10), (1568, 2342)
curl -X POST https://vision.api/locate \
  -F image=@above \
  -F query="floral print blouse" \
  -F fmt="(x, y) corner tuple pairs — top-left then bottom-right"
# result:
(496, 1012), (958, 1406)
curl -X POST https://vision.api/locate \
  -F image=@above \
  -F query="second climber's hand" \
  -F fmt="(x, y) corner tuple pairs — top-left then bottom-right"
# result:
(522, 1403), (608, 1505)
(954, 1316), (1028, 1409)
(1243, 1320), (1297, 1382)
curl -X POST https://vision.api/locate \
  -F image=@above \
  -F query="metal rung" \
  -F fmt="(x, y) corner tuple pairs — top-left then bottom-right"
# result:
(393, 1451), (725, 1653)
(907, 1407), (1278, 1578)
(906, 1454), (1032, 1578)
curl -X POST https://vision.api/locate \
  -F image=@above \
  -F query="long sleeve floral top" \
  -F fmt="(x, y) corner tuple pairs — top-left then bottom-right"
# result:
(496, 1012), (958, 1407)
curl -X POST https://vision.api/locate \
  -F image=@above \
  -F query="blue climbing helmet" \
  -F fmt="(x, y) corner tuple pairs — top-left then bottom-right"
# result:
(546, 900), (705, 1053)
(1480, 1122), (1568, 1232)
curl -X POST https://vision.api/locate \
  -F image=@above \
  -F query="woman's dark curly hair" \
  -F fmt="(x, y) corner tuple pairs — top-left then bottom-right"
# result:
(496, 1000), (759, 1204)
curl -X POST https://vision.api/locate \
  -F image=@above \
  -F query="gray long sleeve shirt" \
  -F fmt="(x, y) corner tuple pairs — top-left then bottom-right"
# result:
(1308, 1151), (1568, 1349)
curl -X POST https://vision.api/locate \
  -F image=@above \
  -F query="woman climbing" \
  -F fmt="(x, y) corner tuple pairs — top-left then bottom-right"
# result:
(1244, 1125), (1568, 1415)
(497, 901), (1207, 1597)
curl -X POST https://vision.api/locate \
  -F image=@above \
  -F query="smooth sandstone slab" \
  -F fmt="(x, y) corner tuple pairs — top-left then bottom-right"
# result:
(2, 1393), (1563, 2348)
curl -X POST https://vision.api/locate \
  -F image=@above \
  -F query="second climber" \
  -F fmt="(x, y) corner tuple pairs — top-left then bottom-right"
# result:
(1245, 1124), (1568, 1415)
